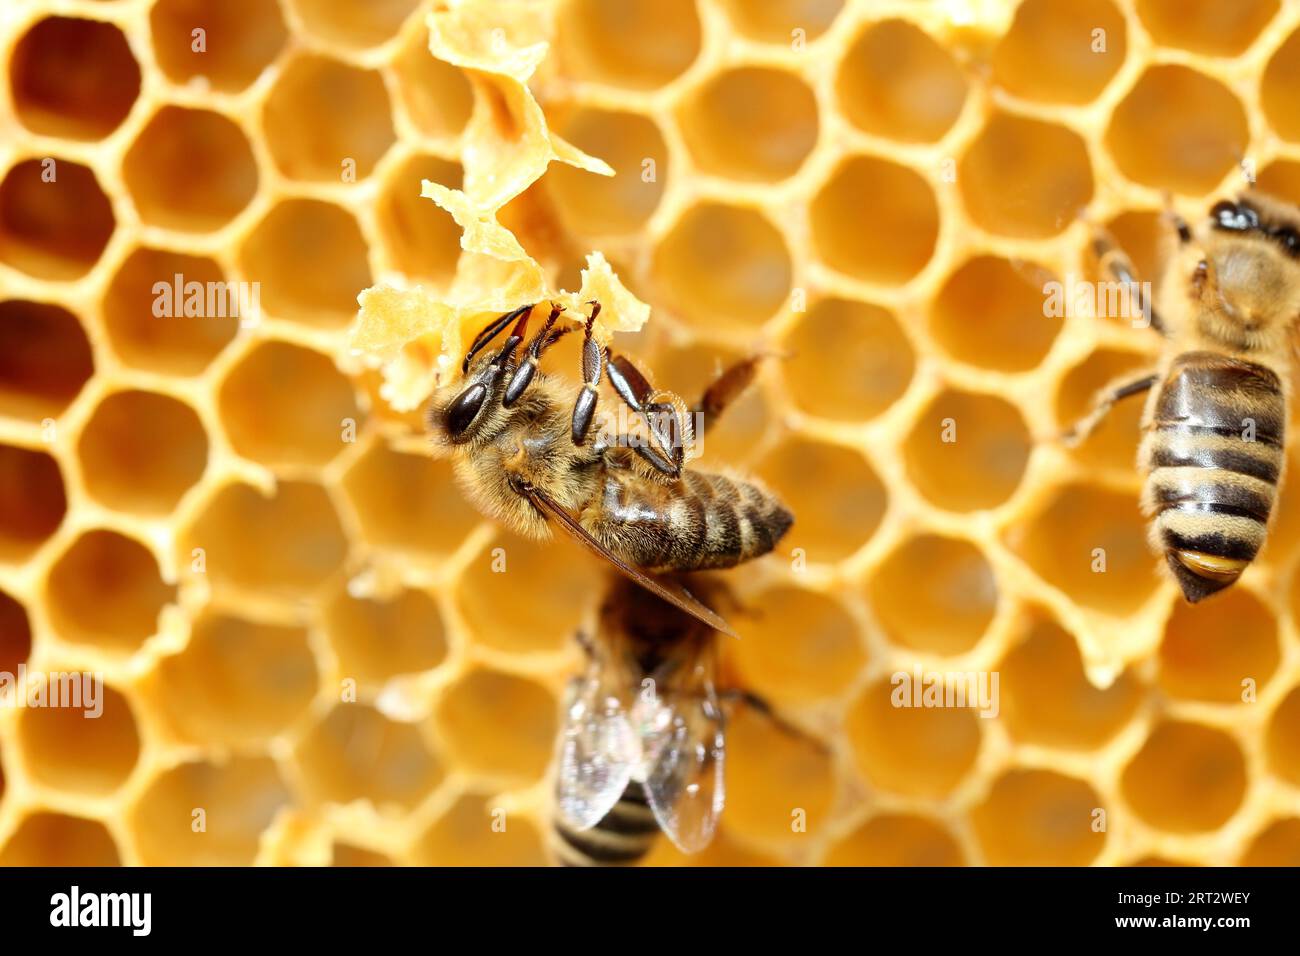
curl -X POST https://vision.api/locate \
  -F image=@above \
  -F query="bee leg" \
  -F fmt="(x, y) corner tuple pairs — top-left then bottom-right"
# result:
(503, 303), (569, 408)
(1059, 372), (1158, 447)
(717, 688), (827, 752)
(463, 303), (534, 374)
(1090, 229), (1165, 335)
(605, 350), (687, 477)
(571, 302), (606, 447)
(692, 355), (764, 434)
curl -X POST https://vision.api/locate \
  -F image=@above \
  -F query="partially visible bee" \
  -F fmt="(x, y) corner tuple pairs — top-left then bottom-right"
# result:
(550, 573), (810, 866)
(1067, 191), (1300, 602)
(426, 301), (793, 631)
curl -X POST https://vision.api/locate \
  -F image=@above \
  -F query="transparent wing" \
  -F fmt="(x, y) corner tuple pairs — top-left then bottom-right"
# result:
(554, 669), (639, 831)
(637, 675), (725, 854)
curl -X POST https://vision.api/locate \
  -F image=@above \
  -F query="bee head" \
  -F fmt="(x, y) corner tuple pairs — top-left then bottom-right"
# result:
(1194, 193), (1300, 348)
(427, 353), (511, 448)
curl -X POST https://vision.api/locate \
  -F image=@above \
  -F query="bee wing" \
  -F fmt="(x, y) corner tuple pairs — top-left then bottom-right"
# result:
(638, 680), (726, 855)
(555, 670), (639, 831)
(522, 484), (737, 637)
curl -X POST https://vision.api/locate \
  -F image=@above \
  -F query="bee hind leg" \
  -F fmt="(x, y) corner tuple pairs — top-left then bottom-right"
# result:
(717, 688), (827, 752)
(691, 355), (766, 435)
(1059, 372), (1158, 447)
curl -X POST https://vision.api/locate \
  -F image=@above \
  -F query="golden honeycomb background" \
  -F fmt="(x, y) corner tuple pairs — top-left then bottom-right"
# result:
(2, 0), (1300, 867)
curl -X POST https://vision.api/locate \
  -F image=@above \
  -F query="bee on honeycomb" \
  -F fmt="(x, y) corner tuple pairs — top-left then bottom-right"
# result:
(0, 0), (1296, 875)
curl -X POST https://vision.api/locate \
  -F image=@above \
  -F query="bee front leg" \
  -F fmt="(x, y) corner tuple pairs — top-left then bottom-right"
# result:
(604, 349), (687, 478)
(1091, 228), (1166, 335)
(571, 302), (605, 447)
(1060, 372), (1158, 447)
(503, 303), (568, 408)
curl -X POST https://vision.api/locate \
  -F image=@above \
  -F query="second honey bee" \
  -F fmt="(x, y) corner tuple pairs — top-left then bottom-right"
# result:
(426, 301), (793, 630)
(1069, 191), (1300, 602)
(550, 573), (810, 865)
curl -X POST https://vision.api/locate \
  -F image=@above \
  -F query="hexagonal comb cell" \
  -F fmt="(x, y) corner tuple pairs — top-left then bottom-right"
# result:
(729, 585), (864, 704)
(290, 0), (421, 49)
(1137, 0), (1278, 57)
(392, 25), (472, 139)
(546, 109), (668, 236)
(0, 444), (66, 561)
(557, 0), (701, 89)
(998, 616), (1142, 748)
(239, 199), (372, 327)
(342, 443), (478, 558)
(845, 677), (981, 799)
(155, 613), (318, 747)
(0, 300), (93, 421)
(717, 0), (842, 43)
(867, 534), (997, 655)
(1240, 818), (1300, 866)
(123, 106), (258, 232)
(434, 669), (556, 782)
(1106, 66), (1248, 194)
(781, 298), (913, 423)
(149, 0), (288, 93)
(218, 341), (359, 469)
(77, 390), (208, 515)
(0, 158), (114, 280)
(824, 814), (964, 866)
(1006, 483), (1160, 616)
(9, 16), (140, 140)
(130, 757), (290, 865)
(324, 585), (446, 686)
(376, 154), (463, 285)
(1121, 721), (1247, 832)
(652, 202), (792, 330)
(757, 436), (885, 563)
(0, 588), (32, 674)
(678, 67), (818, 182)
(903, 389), (1031, 512)
(263, 54), (395, 183)
(0, 813), (120, 866)
(456, 535), (596, 654)
(411, 791), (546, 866)
(295, 703), (441, 813)
(16, 681), (140, 795)
(1262, 29), (1300, 142)
(181, 481), (346, 598)
(971, 769), (1104, 866)
(960, 113), (1093, 238)
(1266, 685), (1300, 787)
(930, 256), (1062, 372)
(103, 248), (239, 375)
(723, 707), (833, 842)
(45, 529), (174, 651)
(836, 19), (967, 143)
(811, 156), (938, 284)
(1159, 589), (1279, 703)
(993, 0), (1127, 104)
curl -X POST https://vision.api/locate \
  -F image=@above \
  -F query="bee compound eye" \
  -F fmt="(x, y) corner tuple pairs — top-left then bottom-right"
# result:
(1211, 200), (1243, 230)
(445, 382), (488, 437)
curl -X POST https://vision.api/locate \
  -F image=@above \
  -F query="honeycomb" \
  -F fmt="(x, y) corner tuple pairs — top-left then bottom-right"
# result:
(2, 0), (1300, 869)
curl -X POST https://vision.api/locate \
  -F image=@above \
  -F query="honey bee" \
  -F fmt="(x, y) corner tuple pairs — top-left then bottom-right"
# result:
(1067, 192), (1300, 602)
(550, 573), (809, 866)
(426, 301), (793, 631)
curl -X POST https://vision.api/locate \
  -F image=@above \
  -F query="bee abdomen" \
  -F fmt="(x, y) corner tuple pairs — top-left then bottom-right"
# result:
(550, 781), (660, 867)
(1143, 351), (1285, 602)
(667, 471), (792, 571)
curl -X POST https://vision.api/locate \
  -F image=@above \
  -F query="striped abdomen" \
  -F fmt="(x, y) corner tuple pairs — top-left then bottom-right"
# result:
(551, 780), (660, 867)
(1141, 351), (1285, 602)
(592, 469), (794, 572)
